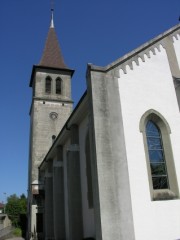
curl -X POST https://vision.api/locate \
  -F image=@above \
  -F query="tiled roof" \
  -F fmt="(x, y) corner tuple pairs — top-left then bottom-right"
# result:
(39, 27), (67, 69)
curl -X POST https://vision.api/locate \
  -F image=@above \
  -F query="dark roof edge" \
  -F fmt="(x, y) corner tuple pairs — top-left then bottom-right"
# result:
(88, 23), (180, 73)
(29, 65), (75, 87)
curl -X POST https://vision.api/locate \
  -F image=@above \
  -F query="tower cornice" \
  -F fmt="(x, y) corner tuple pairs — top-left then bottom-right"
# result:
(29, 65), (74, 87)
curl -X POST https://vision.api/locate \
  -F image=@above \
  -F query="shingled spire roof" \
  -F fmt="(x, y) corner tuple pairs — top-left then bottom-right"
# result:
(39, 10), (67, 69)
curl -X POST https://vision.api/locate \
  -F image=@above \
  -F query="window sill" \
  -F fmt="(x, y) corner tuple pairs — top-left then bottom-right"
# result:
(153, 189), (179, 201)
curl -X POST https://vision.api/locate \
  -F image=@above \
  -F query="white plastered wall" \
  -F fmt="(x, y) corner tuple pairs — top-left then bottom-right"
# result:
(117, 45), (180, 240)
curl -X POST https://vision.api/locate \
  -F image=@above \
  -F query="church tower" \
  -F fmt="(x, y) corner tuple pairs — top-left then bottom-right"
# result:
(28, 10), (74, 238)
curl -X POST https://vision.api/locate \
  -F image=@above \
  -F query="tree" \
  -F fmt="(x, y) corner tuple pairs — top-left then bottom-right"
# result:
(19, 194), (27, 214)
(5, 194), (27, 227)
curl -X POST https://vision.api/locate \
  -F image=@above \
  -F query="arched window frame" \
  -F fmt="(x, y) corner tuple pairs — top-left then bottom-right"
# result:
(56, 77), (62, 95)
(140, 109), (179, 201)
(45, 76), (52, 94)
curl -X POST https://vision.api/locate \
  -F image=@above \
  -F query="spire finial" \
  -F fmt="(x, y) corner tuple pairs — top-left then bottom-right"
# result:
(50, 1), (54, 28)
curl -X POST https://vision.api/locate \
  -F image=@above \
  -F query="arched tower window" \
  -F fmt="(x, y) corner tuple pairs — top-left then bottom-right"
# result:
(146, 120), (169, 190)
(140, 109), (179, 200)
(45, 76), (52, 93)
(56, 77), (62, 94)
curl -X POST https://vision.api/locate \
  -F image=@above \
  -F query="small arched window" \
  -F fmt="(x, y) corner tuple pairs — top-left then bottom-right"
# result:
(45, 76), (52, 93)
(140, 109), (179, 200)
(146, 120), (169, 190)
(56, 77), (62, 94)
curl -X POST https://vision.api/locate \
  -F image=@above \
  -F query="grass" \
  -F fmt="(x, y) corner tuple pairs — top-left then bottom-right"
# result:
(12, 228), (22, 237)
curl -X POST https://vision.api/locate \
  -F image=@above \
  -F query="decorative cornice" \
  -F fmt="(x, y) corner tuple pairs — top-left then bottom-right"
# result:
(117, 44), (162, 76)
(88, 24), (180, 78)
(171, 31), (180, 42)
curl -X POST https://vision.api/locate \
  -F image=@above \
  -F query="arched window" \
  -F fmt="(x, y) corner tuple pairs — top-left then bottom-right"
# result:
(56, 77), (62, 94)
(146, 120), (169, 190)
(45, 76), (52, 93)
(140, 109), (179, 200)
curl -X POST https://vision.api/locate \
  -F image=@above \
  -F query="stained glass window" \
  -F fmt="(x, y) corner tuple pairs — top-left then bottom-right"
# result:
(146, 120), (169, 189)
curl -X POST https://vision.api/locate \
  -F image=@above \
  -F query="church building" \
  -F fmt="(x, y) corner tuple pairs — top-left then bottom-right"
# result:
(27, 9), (180, 240)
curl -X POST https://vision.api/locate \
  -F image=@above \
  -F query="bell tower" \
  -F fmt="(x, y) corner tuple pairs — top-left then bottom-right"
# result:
(28, 9), (74, 238)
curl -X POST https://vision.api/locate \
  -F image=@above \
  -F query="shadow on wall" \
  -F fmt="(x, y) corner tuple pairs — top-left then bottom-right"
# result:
(83, 238), (95, 240)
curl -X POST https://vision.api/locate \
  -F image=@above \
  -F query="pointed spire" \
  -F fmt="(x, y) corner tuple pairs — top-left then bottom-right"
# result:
(39, 9), (67, 69)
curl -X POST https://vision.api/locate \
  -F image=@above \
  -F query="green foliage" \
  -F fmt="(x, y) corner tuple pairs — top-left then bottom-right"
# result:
(19, 194), (27, 215)
(13, 227), (22, 237)
(5, 194), (27, 227)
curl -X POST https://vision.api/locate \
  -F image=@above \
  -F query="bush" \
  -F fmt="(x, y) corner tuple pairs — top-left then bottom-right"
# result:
(13, 228), (22, 237)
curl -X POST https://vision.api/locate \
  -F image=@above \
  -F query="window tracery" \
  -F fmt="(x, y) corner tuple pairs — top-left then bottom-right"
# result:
(146, 120), (169, 189)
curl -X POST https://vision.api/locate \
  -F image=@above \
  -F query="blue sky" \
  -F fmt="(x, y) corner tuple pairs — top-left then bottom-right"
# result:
(0, 0), (179, 203)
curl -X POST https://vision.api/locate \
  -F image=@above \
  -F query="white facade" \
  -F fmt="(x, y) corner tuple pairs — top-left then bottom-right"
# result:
(86, 24), (180, 240)
(118, 44), (180, 239)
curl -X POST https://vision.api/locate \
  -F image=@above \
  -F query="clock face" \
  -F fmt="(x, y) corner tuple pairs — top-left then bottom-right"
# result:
(49, 112), (58, 120)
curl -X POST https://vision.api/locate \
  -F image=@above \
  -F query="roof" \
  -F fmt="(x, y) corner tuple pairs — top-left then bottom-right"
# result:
(39, 10), (67, 69)
(39, 26), (67, 69)
(29, 10), (74, 87)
